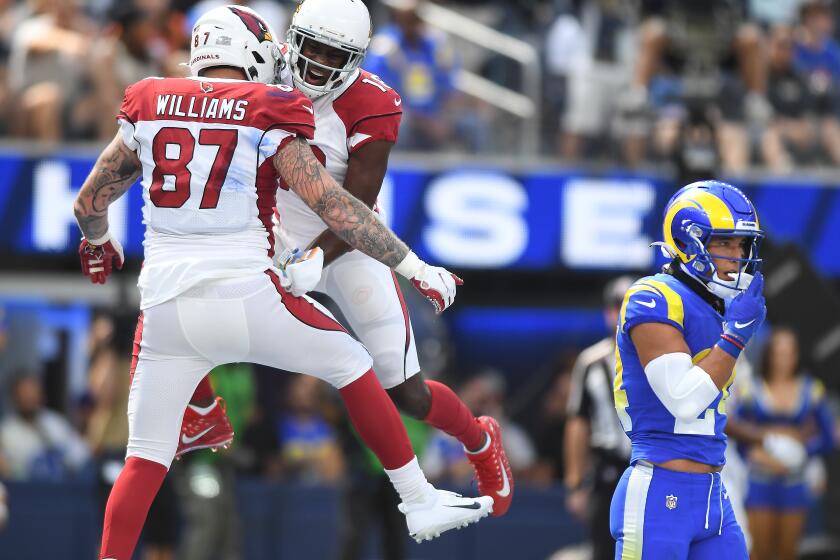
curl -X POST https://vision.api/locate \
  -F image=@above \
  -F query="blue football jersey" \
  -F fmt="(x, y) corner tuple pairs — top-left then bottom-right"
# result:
(614, 273), (733, 466)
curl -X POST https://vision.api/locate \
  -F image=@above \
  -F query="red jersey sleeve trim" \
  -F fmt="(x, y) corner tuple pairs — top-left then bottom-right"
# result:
(348, 112), (401, 152)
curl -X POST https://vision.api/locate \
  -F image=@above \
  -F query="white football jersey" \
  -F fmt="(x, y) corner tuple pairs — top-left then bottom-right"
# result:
(274, 67), (402, 249)
(117, 76), (315, 309)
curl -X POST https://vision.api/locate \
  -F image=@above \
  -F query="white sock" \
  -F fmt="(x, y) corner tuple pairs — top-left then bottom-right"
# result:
(465, 432), (491, 455)
(385, 456), (434, 505)
(187, 401), (217, 415)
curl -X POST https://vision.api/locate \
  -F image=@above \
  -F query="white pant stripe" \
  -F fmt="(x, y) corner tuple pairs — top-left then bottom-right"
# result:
(621, 463), (653, 560)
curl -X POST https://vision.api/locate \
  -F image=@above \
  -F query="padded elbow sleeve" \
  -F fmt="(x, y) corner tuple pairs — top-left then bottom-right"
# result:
(644, 353), (721, 422)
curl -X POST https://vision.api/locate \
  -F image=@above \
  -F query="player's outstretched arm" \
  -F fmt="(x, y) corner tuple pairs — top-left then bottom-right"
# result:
(73, 133), (141, 284)
(305, 140), (393, 266)
(275, 136), (408, 267)
(74, 133), (141, 240)
(274, 137), (462, 313)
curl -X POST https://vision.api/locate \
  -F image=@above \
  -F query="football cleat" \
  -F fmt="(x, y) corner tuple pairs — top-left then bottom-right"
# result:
(175, 397), (234, 458)
(467, 416), (514, 516)
(398, 489), (493, 543)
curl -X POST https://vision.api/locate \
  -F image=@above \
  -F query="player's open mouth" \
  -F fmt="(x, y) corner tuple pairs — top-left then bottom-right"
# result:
(306, 66), (330, 85)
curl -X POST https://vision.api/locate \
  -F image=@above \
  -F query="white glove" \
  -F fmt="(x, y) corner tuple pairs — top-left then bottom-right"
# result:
(395, 251), (463, 314)
(763, 432), (807, 472)
(278, 247), (324, 297)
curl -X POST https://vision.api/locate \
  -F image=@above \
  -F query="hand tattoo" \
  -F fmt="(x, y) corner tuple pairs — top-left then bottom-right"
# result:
(274, 137), (408, 268)
(74, 133), (141, 240)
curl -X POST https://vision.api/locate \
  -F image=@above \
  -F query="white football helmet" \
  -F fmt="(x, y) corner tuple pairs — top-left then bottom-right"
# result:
(189, 5), (283, 84)
(287, 0), (372, 98)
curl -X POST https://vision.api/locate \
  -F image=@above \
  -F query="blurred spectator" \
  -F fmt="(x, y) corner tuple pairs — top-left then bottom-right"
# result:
(0, 370), (90, 481)
(793, 0), (840, 82)
(759, 21), (840, 171)
(364, 0), (490, 152)
(88, 2), (164, 139)
(337, 414), (430, 560)
(546, 0), (639, 161)
(0, 481), (7, 531)
(422, 370), (538, 484)
(623, 0), (768, 170)
(270, 374), (344, 483)
(0, 305), (8, 417)
(0, 0), (29, 137)
(7, 0), (97, 141)
(85, 314), (129, 460)
(444, 369), (537, 480)
(790, 0), (840, 166)
(763, 24), (820, 171)
(529, 358), (573, 484)
(734, 326), (836, 560)
(176, 363), (255, 560)
(421, 426), (474, 484)
(561, 276), (633, 560)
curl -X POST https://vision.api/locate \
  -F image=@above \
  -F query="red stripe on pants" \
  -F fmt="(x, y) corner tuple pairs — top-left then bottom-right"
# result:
(265, 269), (346, 333)
(129, 312), (144, 385)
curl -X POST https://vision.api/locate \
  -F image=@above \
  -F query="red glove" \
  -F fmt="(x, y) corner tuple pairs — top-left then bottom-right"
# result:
(79, 232), (124, 284)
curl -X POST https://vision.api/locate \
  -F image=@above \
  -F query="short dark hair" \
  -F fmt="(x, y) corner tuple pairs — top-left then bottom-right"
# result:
(108, 2), (146, 29)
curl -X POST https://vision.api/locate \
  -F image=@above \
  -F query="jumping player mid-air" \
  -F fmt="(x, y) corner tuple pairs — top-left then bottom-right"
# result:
(176, 0), (515, 516)
(610, 181), (766, 559)
(74, 6), (493, 558)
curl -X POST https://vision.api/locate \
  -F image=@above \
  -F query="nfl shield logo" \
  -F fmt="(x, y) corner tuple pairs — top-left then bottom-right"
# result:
(665, 494), (678, 510)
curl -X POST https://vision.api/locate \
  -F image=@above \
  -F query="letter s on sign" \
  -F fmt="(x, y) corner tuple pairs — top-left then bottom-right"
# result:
(423, 171), (528, 268)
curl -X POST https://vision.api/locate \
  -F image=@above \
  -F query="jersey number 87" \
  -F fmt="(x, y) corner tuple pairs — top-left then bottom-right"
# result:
(150, 127), (238, 209)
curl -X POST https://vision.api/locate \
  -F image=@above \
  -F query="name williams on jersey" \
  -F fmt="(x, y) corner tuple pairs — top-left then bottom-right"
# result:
(156, 94), (248, 121)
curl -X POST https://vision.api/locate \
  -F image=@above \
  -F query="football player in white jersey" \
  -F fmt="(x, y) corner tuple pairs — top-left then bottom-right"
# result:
(178, 0), (515, 517)
(74, 6), (493, 559)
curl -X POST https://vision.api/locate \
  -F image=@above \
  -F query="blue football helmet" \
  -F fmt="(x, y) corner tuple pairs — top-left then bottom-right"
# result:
(661, 180), (764, 294)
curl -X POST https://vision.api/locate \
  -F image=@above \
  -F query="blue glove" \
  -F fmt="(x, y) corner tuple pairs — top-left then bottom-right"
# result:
(717, 272), (766, 358)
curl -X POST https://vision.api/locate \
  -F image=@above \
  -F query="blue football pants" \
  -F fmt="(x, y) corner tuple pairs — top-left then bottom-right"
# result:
(610, 461), (748, 560)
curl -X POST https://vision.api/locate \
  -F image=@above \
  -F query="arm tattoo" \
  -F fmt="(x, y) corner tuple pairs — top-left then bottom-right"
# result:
(274, 137), (409, 268)
(74, 134), (141, 240)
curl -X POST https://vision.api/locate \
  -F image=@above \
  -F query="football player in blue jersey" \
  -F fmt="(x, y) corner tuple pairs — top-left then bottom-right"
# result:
(609, 180), (766, 559)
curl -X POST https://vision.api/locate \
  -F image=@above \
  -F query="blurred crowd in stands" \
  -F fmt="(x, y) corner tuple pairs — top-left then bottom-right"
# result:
(5, 0), (840, 169)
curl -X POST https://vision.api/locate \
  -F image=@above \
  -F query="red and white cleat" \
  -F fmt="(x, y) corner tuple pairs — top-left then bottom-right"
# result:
(466, 416), (514, 517)
(175, 397), (234, 459)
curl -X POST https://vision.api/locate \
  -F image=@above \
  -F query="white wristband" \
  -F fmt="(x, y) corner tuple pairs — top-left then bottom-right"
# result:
(86, 230), (112, 246)
(395, 251), (424, 279)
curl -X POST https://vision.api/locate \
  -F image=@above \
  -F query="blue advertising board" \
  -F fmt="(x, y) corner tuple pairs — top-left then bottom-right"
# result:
(2, 149), (840, 275)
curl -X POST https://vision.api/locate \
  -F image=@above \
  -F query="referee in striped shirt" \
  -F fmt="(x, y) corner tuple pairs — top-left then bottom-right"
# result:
(564, 276), (635, 560)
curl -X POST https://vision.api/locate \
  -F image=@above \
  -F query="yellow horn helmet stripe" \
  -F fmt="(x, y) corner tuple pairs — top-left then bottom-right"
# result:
(662, 190), (736, 264)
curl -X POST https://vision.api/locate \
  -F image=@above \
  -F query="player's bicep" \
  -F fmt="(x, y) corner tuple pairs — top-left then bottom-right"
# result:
(629, 322), (691, 368)
(344, 140), (393, 207)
